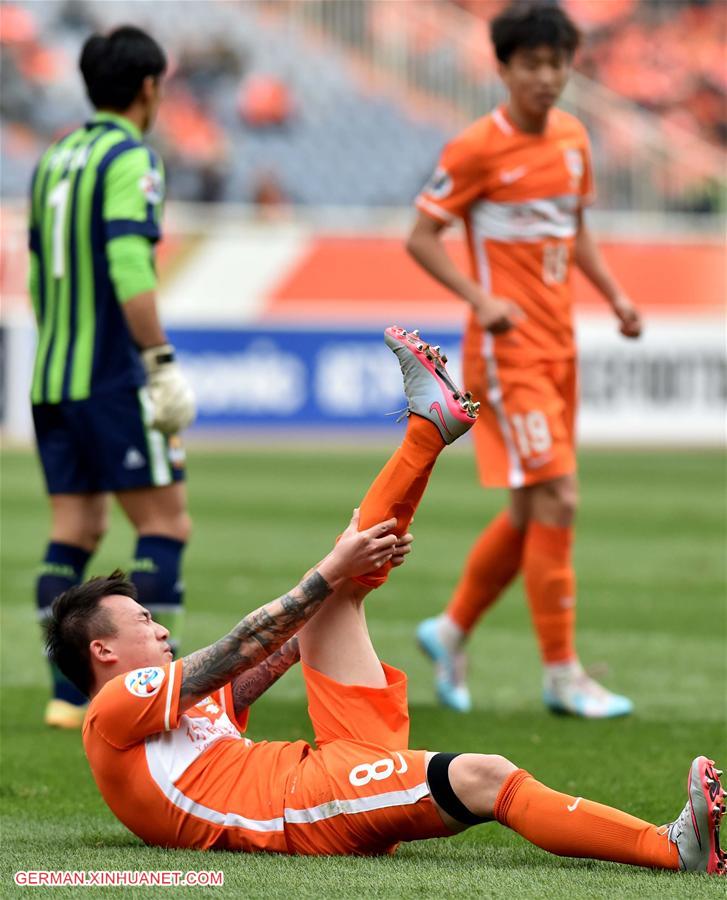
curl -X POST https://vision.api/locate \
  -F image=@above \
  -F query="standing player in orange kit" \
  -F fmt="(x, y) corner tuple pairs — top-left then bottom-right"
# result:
(411, 2), (643, 716)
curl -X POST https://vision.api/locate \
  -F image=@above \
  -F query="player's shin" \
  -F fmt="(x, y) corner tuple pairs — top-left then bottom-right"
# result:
(494, 769), (679, 870)
(37, 542), (91, 713)
(446, 510), (525, 633)
(129, 535), (186, 655)
(523, 521), (576, 664)
(354, 415), (444, 588)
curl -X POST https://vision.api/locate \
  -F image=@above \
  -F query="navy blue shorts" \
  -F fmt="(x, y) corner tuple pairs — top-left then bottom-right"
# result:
(33, 387), (186, 495)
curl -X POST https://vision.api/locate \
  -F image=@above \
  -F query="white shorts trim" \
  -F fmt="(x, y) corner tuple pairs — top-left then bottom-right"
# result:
(163, 660), (176, 732)
(284, 781), (430, 825)
(415, 196), (455, 224)
(482, 333), (525, 489)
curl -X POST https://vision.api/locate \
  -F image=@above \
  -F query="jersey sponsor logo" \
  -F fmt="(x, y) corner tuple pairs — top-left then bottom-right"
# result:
(524, 453), (554, 470)
(425, 167), (453, 200)
(470, 195), (579, 242)
(499, 165), (528, 185)
(123, 446), (146, 470)
(139, 170), (164, 204)
(125, 666), (165, 698)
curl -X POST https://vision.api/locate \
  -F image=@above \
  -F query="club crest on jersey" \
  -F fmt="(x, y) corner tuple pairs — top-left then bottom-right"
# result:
(426, 166), (453, 200)
(139, 170), (163, 204)
(125, 666), (165, 698)
(564, 148), (584, 183)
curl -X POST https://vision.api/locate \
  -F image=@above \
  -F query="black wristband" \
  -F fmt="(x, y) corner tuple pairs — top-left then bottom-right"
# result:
(154, 349), (175, 365)
(426, 752), (487, 826)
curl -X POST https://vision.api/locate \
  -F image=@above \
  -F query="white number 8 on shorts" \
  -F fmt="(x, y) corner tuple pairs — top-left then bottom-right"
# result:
(348, 753), (408, 787)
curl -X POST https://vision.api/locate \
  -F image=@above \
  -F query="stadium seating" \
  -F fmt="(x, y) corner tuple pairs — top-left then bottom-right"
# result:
(0, 0), (449, 205)
(1, 0), (723, 209)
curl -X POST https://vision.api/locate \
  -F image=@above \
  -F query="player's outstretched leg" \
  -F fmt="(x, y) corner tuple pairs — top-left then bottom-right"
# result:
(354, 327), (478, 590)
(433, 753), (725, 873)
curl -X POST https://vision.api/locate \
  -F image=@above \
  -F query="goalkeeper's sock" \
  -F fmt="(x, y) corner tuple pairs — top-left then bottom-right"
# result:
(354, 415), (445, 588)
(523, 521), (576, 664)
(130, 535), (186, 655)
(494, 769), (678, 869)
(445, 510), (524, 633)
(37, 542), (91, 706)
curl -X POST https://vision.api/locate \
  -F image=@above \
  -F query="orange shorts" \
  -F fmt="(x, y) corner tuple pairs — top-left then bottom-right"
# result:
(464, 338), (578, 489)
(282, 662), (451, 855)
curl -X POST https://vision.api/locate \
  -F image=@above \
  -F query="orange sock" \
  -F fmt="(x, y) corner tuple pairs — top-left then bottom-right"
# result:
(445, 510), (524, 633)
(523, 521), (576, 664)
(494, 769), (678, 870)
(355, 415), (445, 588)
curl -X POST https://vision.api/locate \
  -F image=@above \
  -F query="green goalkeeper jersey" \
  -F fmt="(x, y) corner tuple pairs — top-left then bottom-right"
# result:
(28, 111), (165, 404)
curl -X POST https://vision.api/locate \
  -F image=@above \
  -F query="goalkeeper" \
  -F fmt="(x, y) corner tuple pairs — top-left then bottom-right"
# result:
(46, 328), (724, 874)
(28, 26), (195, 729)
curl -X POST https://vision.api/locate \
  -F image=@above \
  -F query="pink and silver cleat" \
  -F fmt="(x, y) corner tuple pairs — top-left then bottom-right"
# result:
(666, 756), (726, 874)
(384, 326), (479, 444)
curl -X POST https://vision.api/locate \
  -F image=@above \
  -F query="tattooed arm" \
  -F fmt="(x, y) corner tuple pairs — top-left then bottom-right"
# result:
(230, 637), (300, 717)
(178, 509), (399, 710)
(180, 573), (328, 709)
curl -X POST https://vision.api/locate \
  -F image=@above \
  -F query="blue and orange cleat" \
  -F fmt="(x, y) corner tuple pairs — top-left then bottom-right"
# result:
(384, 326), (479, 444)
(542, 662), (633, 719)
(417, 617), (472, 714)
(666, 756), (726, 874)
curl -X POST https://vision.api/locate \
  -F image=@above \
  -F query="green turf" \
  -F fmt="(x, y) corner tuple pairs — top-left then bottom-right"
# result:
(1, 445), (725, 898)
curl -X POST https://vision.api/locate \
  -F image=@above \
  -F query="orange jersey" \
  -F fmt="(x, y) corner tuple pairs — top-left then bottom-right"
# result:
(416, 105), (594, 364)
(83, 660), (449, 857)
(83, 661), (308, 852)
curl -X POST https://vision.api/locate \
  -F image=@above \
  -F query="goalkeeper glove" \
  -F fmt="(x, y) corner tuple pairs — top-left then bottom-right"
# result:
(141, 344), (196, 435)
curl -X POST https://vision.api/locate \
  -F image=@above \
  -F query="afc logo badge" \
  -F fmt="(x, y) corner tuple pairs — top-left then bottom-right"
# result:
(125, 667), (165, 698)
(564, 148), (584, 187)
(425, 166), (453, 200)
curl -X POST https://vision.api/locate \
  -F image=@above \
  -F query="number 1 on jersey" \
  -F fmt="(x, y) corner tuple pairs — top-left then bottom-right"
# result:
(542, 243), (568, 286)
(48, 179), (71, 278)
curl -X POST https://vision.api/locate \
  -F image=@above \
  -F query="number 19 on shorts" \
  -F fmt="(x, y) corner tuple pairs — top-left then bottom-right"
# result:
(510, 411), (552, 458)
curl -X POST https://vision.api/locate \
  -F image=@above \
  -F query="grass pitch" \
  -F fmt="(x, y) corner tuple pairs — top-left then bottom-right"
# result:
(1, 444), (725, 898)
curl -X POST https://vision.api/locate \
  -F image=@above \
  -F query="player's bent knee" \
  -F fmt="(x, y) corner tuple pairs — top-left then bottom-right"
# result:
(137, 511), (192, 543)
(170, 511), (192, 543)
(427, 752), (517, 824)
(465, 754), (517, 809)
(482, 754), (518, 786)
(87, 524), (108, 551)
(51, 520), (108, 554)
(555, 483), (578, 518)
(532, 477), (578, 525)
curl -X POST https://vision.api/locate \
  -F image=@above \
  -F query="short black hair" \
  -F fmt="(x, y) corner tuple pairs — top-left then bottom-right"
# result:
(45, 570), (136, 698)
(491, 2), (580, 64)
(79, 25), (166, 111)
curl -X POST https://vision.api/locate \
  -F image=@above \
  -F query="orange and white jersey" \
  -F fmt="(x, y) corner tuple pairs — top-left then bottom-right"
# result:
(416, 105), (594, 364)
(83, 662), (308, 852)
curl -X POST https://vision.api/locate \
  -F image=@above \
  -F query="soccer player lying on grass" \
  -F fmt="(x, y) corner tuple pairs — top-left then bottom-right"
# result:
(46, 327), (724, 873)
